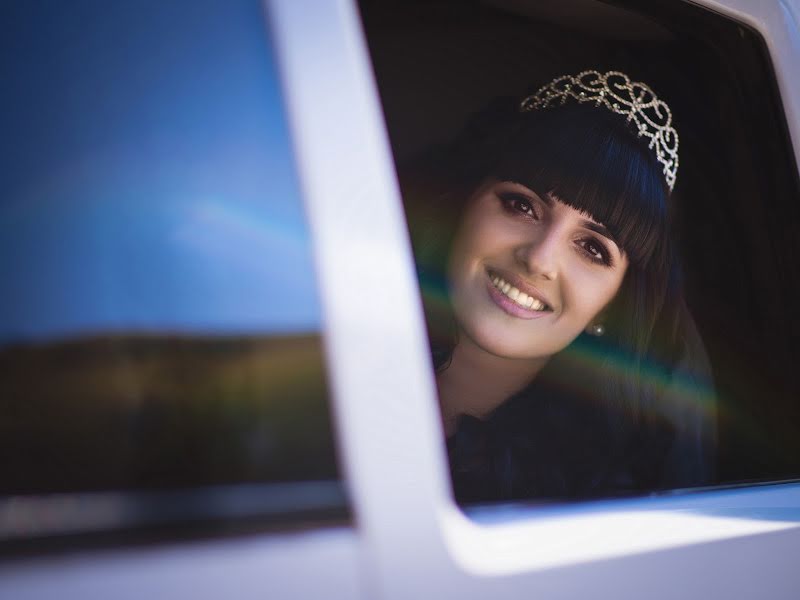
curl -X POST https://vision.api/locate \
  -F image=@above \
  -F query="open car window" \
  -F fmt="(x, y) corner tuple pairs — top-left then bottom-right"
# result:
(358, 0), (800, 506)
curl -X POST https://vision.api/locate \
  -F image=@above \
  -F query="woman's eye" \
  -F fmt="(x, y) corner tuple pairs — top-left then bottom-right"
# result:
(579, 238), (612, 266)
(500, 193), (538, 219)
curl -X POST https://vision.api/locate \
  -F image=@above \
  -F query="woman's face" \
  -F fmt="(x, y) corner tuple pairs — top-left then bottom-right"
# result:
(447, 179), (629, 360)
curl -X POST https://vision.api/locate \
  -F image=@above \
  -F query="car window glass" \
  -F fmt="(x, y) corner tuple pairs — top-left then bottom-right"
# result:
(0, 0), (345, 547)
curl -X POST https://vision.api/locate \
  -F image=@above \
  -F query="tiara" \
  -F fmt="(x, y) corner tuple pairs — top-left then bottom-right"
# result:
(520, 70), (679, 191)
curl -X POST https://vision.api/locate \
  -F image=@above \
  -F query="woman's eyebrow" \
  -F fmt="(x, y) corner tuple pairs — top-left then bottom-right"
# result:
(509, 183), (551, 206)
(540, 190), (622, 250)
(581, 219), (621, 249)
(538, 190), (555, 207)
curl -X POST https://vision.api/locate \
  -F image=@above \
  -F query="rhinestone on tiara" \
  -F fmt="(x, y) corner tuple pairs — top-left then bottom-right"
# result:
(520, 70), (679, 191)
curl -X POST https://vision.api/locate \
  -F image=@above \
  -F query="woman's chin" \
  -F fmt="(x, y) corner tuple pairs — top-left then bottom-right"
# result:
(459, 323), (560, 361)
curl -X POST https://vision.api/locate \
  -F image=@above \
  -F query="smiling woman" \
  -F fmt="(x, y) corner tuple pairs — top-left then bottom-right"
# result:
(447, 180), (629, 362)
(402, 72), (716, 503)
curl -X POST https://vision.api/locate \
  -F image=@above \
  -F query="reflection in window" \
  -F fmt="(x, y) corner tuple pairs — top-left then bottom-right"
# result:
(0, 0), (343, 539)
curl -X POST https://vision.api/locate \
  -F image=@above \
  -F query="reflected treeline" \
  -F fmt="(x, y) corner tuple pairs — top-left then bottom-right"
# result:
(0, 333), (338, 495)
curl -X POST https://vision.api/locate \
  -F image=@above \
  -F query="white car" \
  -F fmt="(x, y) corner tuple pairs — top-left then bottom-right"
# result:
(1, 0), (799, 598)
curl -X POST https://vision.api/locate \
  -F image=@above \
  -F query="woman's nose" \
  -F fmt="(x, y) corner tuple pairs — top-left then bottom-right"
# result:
(514, 230), (559, 281)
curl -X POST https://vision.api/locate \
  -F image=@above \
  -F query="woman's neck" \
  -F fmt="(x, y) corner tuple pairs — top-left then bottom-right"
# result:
(437, 335), (548, 436)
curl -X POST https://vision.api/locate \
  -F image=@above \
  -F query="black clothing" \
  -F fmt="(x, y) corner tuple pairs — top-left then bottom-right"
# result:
(445, 338), (716, 504)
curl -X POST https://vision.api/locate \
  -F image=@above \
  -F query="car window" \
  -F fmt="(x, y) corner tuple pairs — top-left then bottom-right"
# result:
(0, 0), (346, 550)
(358, 0), (800, 505)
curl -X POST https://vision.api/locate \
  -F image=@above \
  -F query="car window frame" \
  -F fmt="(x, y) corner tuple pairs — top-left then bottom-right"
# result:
(268, 0), (800, 596)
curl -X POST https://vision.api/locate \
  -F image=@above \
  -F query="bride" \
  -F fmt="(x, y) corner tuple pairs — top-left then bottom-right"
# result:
(401, 70), (717, 503)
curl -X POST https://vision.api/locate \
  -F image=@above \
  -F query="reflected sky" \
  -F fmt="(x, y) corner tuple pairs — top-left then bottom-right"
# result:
(0, 0), (319, 342)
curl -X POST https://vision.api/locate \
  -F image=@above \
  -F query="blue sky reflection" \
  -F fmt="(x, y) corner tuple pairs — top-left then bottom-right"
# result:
(0, 1), (319, 343)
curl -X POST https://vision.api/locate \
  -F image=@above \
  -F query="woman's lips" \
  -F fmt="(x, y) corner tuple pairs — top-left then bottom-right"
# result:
(485, 270), (553, 320)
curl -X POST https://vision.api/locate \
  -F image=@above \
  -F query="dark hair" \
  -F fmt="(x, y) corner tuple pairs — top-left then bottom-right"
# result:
(401, 98), (716, 501)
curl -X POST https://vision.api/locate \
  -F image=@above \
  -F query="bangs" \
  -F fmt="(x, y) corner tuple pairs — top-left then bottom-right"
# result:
(492, 104), (669, 267)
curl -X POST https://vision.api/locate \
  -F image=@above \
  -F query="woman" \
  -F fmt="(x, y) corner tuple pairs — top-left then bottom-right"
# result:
(402, 71), (716, 504)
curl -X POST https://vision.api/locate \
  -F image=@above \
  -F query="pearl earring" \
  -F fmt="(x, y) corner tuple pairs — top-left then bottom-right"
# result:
(588, 323), (605, 336)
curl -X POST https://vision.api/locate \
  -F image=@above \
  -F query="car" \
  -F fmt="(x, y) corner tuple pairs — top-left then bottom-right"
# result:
(1, 0), (799, 598)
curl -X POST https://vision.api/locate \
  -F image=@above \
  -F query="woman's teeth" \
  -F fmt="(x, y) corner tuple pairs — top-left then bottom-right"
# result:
(490, 274), (548, 311)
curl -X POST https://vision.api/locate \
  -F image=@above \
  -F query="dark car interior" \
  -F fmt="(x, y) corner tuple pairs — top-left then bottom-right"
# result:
(358, 0), (800, 488)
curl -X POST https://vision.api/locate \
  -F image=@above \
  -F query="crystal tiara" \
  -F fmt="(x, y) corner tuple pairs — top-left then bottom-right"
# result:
(520, 70), (679, 191)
